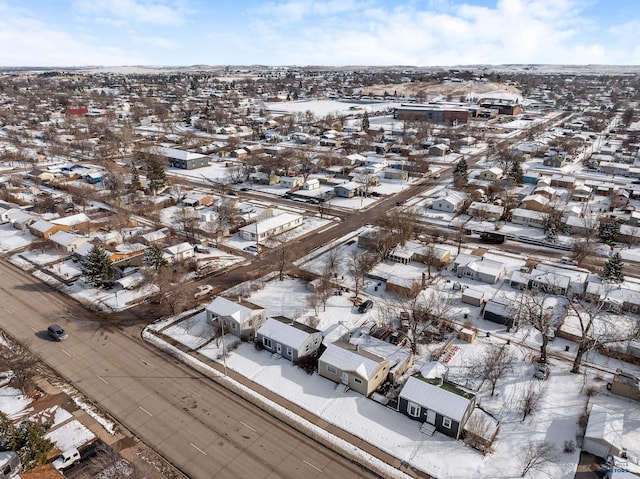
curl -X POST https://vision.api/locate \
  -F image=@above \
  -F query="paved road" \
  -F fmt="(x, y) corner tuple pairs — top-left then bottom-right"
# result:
(0, 260), (379, 479)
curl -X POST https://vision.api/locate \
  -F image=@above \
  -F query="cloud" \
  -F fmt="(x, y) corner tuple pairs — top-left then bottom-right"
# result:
(71, 0), (192, 26)
(237, 0), (622, 65)
(0, 5), (146, 66)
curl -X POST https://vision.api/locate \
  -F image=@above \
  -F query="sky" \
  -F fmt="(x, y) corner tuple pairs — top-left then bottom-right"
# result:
(0, 0), (639, 67)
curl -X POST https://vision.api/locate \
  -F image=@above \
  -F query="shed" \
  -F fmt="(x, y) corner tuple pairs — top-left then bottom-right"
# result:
(461, 288), (485, 307)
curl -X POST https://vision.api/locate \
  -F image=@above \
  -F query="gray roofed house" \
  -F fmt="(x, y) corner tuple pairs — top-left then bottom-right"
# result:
(398, 374), (476, 439)
(206, 296), (266, 341)
(256, 317), (323, 362)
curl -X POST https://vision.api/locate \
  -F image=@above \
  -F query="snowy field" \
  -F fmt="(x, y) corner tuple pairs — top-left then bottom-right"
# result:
(265, 99), (401, 116)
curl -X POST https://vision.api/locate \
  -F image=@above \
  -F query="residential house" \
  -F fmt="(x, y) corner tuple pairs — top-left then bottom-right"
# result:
(7, 210), (35, 230)
(532, 185), (557, 201)
(467, 202), (504, 221)
(256, 317), (323, 362)
(206, 296), (266, 341)
(318, 341), (390, 397)
(26, 169), (56, 183)
(350, 334), (413, 384)
(528, 267), (572, 295)
(428, 144), (449, 157)
(48, 230), (89, 253)
(182, 193), (212, 207)
(571, 184), (592, 202)
(550, 174), (576, 189)
(478, 167), (503, 182)
(238, 211), (303, 242)
(611, 189), (630, 209)
(511, 208), (546, 229)
(280, 176), (303, 189)
(107, 243), (148, 264)
(585, 281), (640, 314)
(431, 192), (466, 213)
(334, 182), (363, 198)
(520, 194), (550, 212)
(163, 242), (195, 263)
(140, 228), (170, 245)
(302, 178), (320, 190)
(51, 213), (91, 234)
(357, 227), (393, 251)
(28, 219), (69, 239)
(383, 168), (409, 181)
(454, 255), (506, 284)
(398, 371), (476, 439)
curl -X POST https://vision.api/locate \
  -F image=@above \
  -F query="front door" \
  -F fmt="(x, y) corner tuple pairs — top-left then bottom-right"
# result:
(426, 409), (436, 425)
(276, 343), (282, 354)
(341, 372), (349, 385)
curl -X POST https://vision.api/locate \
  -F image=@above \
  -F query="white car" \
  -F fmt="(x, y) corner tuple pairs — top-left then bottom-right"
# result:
(194, 285), (213, 299)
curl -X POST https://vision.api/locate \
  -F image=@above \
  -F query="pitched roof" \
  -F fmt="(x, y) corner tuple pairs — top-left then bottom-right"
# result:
(399, 376), (474, 422)
(257, 318), (319, 350)
(206, 297), (264, 323)
(320, 343), (385, 380)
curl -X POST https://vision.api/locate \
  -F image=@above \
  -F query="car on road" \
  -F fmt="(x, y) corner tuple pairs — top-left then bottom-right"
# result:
(47, 324), (68, 341)
(52, 448), (80, 470)
(194, 285), (213, 299)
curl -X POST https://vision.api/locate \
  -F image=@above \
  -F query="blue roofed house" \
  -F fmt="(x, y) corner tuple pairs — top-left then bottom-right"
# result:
(256, 317), (323, 362)
(398, 363), (476, 439)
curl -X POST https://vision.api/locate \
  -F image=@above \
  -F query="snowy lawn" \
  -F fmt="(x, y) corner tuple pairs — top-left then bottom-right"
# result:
(0, 387), (33, 420)
(163, 314), (217, 349)
(0, 224), (36, 252)
(45, 419), (96, 451)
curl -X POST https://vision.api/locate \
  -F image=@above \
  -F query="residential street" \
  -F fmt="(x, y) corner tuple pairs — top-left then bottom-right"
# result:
(0, 260), (379, 479)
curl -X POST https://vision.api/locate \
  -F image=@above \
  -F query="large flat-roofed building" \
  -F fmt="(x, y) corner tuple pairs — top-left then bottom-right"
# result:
(394, 104), (470, 125)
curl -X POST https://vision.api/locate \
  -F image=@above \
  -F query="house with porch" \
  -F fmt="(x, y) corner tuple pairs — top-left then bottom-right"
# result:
(206, 296), (266, 341)
(431, 192), (466, 213)
(398, 368), (476, 439)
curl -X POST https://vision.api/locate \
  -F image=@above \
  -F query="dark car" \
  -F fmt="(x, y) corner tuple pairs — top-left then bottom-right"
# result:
(48, 324), (68, 341)
(357, 300), (374, 314)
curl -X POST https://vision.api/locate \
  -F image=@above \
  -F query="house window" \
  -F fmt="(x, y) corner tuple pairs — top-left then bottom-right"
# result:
(442, 417), (452, 429)
(286, 347), (293, 356)
(327, 365), (337, 374)
(263, 337), (272, 348)
(408, 402), (421, 417)
(354, 378), (362, 384)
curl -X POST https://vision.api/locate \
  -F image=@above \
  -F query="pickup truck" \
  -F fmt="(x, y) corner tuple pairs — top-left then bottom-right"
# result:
(52, 448), (80, 470)
(194, 285), (213, 299)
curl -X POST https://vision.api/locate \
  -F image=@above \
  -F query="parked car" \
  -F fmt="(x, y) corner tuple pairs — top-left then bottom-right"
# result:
(0, 451), (21, 478)
(194, 285), (213, 299)
(243, 244), (261, 254)
(52, 448), (80, 470)
(47, 324), (68, 341)
(358, 300), (374, 314)
(534, 363), (549, 380)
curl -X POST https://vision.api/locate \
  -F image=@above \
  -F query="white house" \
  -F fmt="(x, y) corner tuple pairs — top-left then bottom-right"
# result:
(206, 296), (266, 340)
(238, 211), (303, 242)
(582, 405), (624, 459)
(163, 242), (195, 263)
(49, 230), (89, 253)
(280, 176), (303, 189)
(432, 192), (466, 213)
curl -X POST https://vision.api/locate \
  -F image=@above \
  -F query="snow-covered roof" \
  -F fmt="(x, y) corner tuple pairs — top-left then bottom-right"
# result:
(51, 213), (90, 227)
(49, 231), (87, 247)
(399, 376), (474, 422)
(257, 318), (319, 350)
(152, 146), (206, 161)
(320, 343), (385, 381)
(206, 297), (264, 323)
(163, 242), (194, 256)
(30, 219), (55, 233)
(239, 212), (302, 235)
(585, 405), (623, 449)
(141, 228), (170, 243)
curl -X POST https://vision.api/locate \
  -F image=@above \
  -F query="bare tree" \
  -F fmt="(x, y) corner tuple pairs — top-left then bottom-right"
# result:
(519, 441), (557, 477)
(323, 247), (340, 279)
(512, 291), (556, 362)
(347, 250), (377, 298)
(473, 345), (516, 396)
(519, 382), (544, 422)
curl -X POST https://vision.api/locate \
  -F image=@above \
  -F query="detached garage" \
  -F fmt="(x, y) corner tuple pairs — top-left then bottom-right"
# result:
(583, 405), (624, 459)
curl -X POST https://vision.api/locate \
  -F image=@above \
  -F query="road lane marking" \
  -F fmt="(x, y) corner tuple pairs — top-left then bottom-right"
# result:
(61, 349), (71, 357)
(190, 443), (207, 456)
(240, 421), (256, 432)
(303, 460), (323, 473)
(139, 406), (153, 417)
(30, 327), (38, 333)
(97, 376), (108, 384)
(141, 359), (154, 367)
(3, 308), (11, 314)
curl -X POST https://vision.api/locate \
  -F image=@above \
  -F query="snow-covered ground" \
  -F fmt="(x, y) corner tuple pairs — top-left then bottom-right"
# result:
(154, 272), (640, 479)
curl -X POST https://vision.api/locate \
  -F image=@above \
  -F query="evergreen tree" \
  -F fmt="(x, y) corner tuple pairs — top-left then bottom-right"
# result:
(144, 244), (168, 271)
(544, 208), (563, 241)
(510, 160), (524, 184)
(130, 164), (141, 192)
(81, 244), (114, 287)
(361, 111), (370, 132)
(453, 157), (468, 187)
(145, 155), (167, 196)
(600, 251), (625, 284)
(16, 420), (54, 470)
(599, 216), (620, 245)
